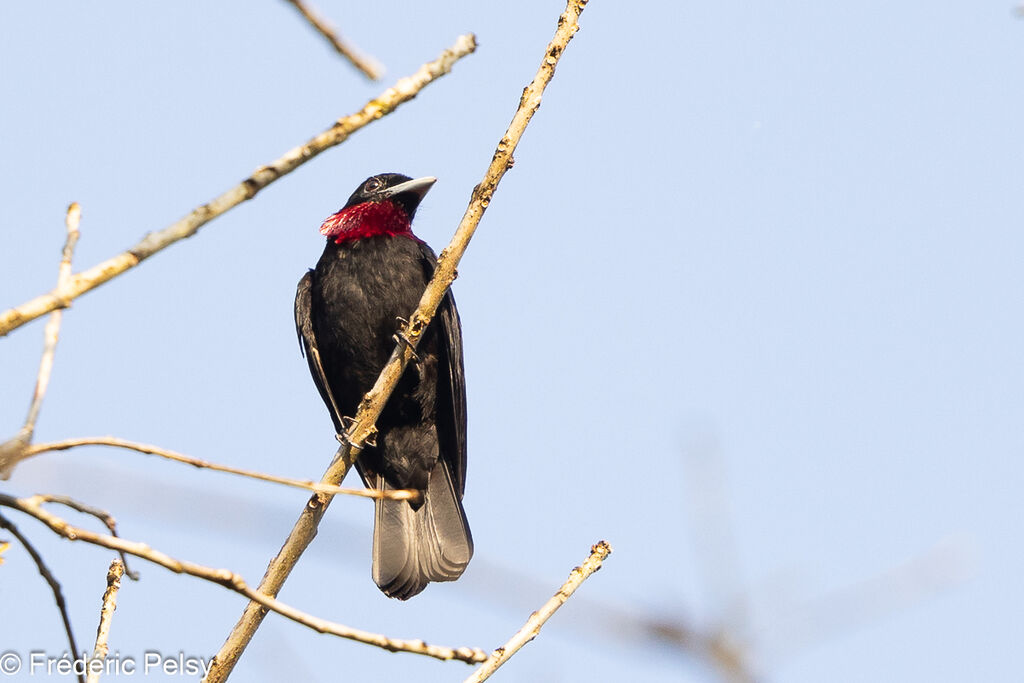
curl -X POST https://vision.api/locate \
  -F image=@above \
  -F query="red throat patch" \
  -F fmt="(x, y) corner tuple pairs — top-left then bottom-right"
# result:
(319, 201), (413, 243)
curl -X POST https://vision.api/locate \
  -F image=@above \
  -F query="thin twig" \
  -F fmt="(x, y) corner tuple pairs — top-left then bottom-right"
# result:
(20, 436), (417, 501)
(464, 541), (612, 683)
(0, 35), (477, 339)
(284, 0), (384, 80)
(0, 203), (81, 479)
(0, 493), (486, 664)
(204, 3), (588, 680)
(0, 512), (85, 683)
(86, 559), (124, 683)
(39, 494), (139, 581)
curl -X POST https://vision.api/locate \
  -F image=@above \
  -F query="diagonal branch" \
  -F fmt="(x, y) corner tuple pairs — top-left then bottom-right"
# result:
(204, 2), (589, 680)
(0, 34), (477, 339)
(464, 541), (612, 683)
(341, 0), (589, 456)
(0, 493), (487, 664)
(17, 436), (417, 501)
(0, 203), (81, 479)
(0, 511), (85, 683)
(284, 0), (384, 80)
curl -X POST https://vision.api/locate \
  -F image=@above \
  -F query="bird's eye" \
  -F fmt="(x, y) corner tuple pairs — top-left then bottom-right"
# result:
(365, 177), (384, 193)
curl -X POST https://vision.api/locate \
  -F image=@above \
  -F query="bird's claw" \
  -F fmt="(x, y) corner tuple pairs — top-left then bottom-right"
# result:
(336, 416), (357, 447)
(393, 317), (420, 362)
(335, 418), (377, 448)
(392, 333), (420, 362)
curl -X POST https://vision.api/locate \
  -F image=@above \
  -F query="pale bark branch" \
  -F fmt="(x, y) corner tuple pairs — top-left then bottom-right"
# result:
(0, 203), (81, 479)
(464, 541), (611, 683)
(17, 436), (417, 502)
(342, 0), (589, 463)
(204, 3), (589, 679)
(37, 494), (139, 580)
(0, 511), (85, 683)
(0, 493), (488, 664)
(86, 558), (124, 683)
(0, 35), (477, 339)
(284, 0), (384, 80)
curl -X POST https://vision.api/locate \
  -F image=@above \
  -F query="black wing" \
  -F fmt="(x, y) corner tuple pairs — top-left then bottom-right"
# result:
(417, 243), (468, 497)
(295, 269), (346, 435)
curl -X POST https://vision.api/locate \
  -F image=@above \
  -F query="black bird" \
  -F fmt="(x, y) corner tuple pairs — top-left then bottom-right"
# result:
(294, 173), (472, 600)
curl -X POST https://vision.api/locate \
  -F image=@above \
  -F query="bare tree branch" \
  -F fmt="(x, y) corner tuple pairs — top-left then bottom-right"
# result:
(0, 34), (477, 339)
(204, 3), (589, 679)
(36, 494), (139, 580)
(0, 203), (81, 478)
(0, 511), (85, 683)
(16, 436), (417, 502)
(464, 541), (612, 683)
(0, 493), (488, 664)
(86, 559), (124, 683)
(284, 0), (384, 80)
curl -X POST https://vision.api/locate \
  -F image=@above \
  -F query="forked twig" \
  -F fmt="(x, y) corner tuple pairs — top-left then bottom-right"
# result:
(36, 494), (139, 580)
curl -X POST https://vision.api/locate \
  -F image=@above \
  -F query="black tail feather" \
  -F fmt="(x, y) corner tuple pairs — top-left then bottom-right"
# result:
(372, 463), (472, 600)
(374, 462), (473, 602)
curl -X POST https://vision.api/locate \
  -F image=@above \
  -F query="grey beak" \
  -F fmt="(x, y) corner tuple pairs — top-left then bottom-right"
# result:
(384, 176), (437, 200)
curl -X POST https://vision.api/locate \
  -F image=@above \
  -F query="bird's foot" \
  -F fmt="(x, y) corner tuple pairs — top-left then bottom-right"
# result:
(336, 416), (358, 447)
(335, 417), (378, 448)
(393, 317), (420, 363)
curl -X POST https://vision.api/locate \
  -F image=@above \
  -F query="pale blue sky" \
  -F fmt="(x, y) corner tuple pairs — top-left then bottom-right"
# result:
(2, 2), (1022, 682)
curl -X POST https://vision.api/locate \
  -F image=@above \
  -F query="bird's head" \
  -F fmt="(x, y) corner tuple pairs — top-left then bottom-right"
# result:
(319, 173), (436, 243)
